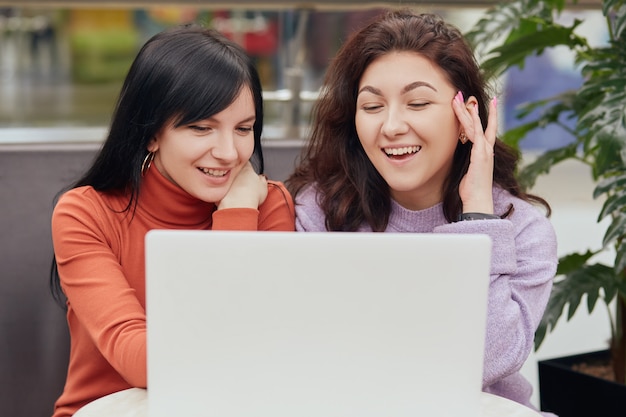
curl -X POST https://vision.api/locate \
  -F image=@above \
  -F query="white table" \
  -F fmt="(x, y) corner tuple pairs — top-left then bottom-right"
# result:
(73, 388), (543, 417)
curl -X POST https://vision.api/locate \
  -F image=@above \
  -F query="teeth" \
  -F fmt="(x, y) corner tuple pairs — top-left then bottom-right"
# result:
(200, 168), (227, 177)
(384, 146), (421, 156)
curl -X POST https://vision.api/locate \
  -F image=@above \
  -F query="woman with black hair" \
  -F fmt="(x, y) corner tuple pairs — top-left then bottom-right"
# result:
(50, 25), (294, 417)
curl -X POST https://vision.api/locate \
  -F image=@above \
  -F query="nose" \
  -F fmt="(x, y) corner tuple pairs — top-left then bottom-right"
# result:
(211, 132), (238, 162)
(381, 107), (409, 138)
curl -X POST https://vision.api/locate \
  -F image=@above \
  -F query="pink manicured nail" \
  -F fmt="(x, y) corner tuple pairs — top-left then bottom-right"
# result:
(456, 91), (463, 103)
(492, 96), (498, 107)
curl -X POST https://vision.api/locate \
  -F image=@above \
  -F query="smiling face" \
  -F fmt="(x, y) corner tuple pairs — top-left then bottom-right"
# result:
(149, 87), (256, 203)
(355, 51), (461, 210)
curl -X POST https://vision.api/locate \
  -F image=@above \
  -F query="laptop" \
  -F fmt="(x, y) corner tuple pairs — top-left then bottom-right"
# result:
(145, 231), (491, 417)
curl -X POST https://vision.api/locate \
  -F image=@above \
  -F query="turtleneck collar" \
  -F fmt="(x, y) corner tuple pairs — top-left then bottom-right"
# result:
(136, 164), (216, 228)
(386, 199), (448, 233)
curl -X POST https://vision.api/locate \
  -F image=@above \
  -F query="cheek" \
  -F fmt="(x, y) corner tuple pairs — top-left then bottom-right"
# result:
(237, 137), (256, 161)
(355, 115), (375, 146)
(425, 110), (460, 143)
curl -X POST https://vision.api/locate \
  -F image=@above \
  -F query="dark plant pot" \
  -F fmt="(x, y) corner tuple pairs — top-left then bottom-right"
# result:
(538, 350), (626, 417)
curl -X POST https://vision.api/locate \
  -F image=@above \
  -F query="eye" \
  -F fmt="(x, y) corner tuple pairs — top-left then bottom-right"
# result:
(188, 125), (212, 133)
(408, 102), (429, 109)
(236, 126), (254, 135)
(360, 103), (384, 113)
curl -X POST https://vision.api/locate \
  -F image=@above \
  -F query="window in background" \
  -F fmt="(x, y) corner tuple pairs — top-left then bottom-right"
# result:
(2, 6), (486, 137)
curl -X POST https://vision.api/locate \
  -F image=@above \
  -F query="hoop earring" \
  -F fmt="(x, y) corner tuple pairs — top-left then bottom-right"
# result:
(459, 132), (468, 144)
(141, 151), (155, 177)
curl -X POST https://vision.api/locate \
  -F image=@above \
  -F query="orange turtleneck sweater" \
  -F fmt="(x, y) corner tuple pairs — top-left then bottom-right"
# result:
(50, 165), (295, 417)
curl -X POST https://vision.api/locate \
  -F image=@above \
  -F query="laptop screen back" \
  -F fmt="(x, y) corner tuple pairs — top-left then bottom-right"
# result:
(146, 231), (491, 417)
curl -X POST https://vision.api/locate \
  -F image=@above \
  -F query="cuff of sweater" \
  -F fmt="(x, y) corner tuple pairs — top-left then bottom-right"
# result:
(434, 220), (516, 277)
(212, 207), (260, 230)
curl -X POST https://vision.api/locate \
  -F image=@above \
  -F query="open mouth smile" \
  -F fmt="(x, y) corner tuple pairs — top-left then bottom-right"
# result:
(199, 167), (228, 177)
(383, 145), (421, 158)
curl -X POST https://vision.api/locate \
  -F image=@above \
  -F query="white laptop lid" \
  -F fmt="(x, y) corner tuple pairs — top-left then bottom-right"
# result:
(146, 231), (491, 417)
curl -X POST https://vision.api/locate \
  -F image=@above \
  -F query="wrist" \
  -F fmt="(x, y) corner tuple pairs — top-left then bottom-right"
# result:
(457, 212), (500, 221)
(217, 197), (259, 210)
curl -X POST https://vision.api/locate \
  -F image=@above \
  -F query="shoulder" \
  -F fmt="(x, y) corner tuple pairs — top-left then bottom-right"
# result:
(54, 186), (103, 215)
(55, 186), (126, 213)
(493, 186), (555, 240)
(293, 184), (328, 232)
(264, 180), (294, 209)
(52, 186), (127, 229)
(249, 180), (295, 231)
(294, 183), (320, 205)
(266, 180), (291, 200)
(493, 187), (548, 220)
(261, 180), (295, 217)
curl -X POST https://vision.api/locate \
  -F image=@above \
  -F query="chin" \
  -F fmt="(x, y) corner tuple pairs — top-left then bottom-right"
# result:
(385, 181), (420, 192)
(193, 190), (227, 204)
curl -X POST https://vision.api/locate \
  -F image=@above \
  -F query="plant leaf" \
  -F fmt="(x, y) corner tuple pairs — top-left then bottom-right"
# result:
(517, 143), (578, 189)
(514, 90), (577, 121)
(576, 40), (626, 172)
(604, 2), (626, 39)
(555, 250), (597, 275)
(613, 6), (626, 39)
(500, 122), (541, 149)
(535, 260), (618, 350)
(479, 19), (587, 77)
(466, 0), (555, 57)
(602, 213), (626, 247)
(598, 192), (626, 221)
(593, 172), (626, 198)
(592, 133), (626, 178)
(614, 244), (626, 278)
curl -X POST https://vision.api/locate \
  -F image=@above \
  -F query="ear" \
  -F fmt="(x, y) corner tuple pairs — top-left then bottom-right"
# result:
(465, 95), (479, 112)
(147, 137), (158, 153)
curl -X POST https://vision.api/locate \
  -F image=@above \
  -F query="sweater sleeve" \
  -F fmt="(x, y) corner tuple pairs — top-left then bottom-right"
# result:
(212, 181), (295, 231)
(51, 190), (147, 387)
(434, 200), (557, 388)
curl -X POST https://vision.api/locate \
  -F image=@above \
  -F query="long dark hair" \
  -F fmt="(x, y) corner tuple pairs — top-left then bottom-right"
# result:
(50, 24), (265, 305)
(286, 10), (549, 231)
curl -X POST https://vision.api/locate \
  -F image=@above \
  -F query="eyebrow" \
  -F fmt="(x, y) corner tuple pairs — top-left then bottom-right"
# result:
(403, 81), (437, 93)
(205, 115), (256, 124)
(238, 115), (257, 124)
(358, 81), (438, 96)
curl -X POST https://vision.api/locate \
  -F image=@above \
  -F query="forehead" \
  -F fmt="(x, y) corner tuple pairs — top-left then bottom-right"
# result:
(166, 85), (255, 128)
(235, 86), (255, 105)
(359, 51), (452, 90)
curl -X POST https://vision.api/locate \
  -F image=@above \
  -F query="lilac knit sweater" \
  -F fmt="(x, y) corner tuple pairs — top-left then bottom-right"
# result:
(295, 184), (558, 416)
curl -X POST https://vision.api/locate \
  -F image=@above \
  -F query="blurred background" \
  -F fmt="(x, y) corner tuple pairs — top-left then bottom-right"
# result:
(0, 3), (481, 140)
(0, 1), (606, 149)
(0, 1), (614, 416)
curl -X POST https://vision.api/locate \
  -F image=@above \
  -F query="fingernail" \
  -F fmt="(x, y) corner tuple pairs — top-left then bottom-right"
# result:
(492, 96), (498, 107)
(455, 91), (463, 103)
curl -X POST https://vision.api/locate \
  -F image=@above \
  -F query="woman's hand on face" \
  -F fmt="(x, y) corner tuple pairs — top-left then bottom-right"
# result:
(452, 93), (497, 214)
(217, 162), (268, 210)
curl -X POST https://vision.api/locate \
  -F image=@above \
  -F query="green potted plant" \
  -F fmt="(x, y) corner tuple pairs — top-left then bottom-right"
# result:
(466, 0), (626, 415)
